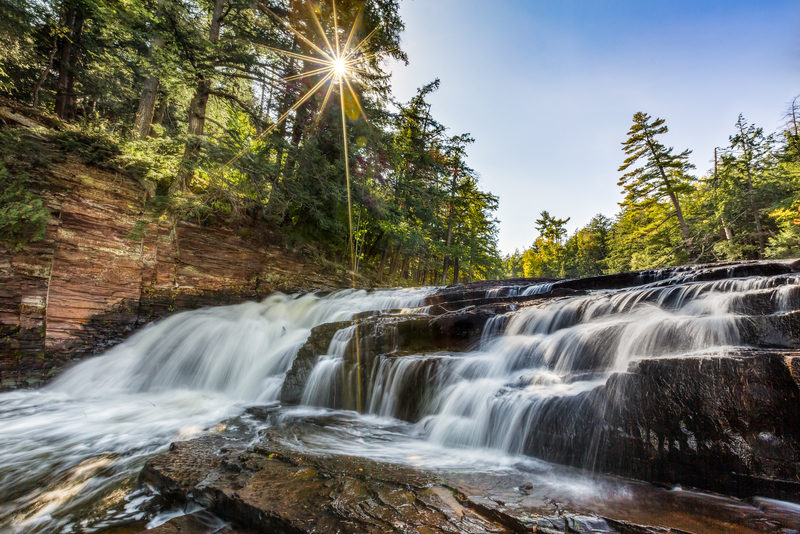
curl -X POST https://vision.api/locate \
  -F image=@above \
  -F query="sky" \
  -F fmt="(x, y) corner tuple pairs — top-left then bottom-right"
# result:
(385, 0), (800, 255)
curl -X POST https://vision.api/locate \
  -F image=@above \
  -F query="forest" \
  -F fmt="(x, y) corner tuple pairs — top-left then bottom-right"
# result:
(0, 0), (502, 285)
(1, 0), (798, 286)
(507, 107), (800, 279)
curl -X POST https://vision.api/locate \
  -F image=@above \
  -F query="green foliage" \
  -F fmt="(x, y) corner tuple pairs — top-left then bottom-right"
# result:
(563, 214), (612, 277)
(515, 102), (800, 279)
(502, 249), (525, 278)
(766, 205), (800, 259)
(117, 135), (185, 190)
(0, 0), (502, 284)
(0, 161), (50, 251)
(51, 130), (121, 163)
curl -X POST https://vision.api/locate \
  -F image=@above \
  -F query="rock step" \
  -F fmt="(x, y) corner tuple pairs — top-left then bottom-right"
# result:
(142, 428), (710, 534)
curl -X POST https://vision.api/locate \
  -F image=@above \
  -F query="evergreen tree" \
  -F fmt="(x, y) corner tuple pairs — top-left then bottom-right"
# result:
(618, 112), (696, 255)
(727, 114), (773, 257)
(534, 210), (570, 243)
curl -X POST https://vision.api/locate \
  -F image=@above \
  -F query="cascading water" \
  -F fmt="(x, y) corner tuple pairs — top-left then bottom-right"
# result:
(2, 267), (799, 533)
(0, 288), (432, 534)
(300, 325), (357, 407)
(322, 274), (800, 458)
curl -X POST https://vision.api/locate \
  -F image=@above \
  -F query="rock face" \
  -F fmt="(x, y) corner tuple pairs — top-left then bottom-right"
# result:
(0, 153), (347, 390)
(281, 320), (355, 405)
(601, 351), (800, 498)
(521, 349), (800, 501)
(277, 260), (800, 501)
(279, 303), (515, 412)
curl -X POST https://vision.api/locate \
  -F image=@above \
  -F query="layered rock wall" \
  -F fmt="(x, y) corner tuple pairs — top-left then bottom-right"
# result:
(0, 156), (346, 389)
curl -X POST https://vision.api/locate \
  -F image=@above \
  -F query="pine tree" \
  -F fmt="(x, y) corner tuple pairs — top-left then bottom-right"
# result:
(534, 210), (570, 243)
(729, 115), (774, 257)
(618, 112), (695, 256)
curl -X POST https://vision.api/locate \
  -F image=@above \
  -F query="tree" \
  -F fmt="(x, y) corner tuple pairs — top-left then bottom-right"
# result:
(502, 249), (525, 278)
(534, 210), (570, 243)
(520, 211), (571, 278)
(729, 114), (773, 257)
(563, 213), (611, 277)
(618, 112), (695, 256)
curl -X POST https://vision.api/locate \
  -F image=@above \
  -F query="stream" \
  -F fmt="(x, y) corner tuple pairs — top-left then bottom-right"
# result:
(1, 271), (799, 533)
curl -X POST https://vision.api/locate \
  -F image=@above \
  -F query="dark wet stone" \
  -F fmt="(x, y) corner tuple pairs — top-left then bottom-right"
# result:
(145, 428), (515, 533)
(519, 349), (800, 501)
(280, 320), (353, 405)
(136, 510), (246, 534)
(741, 311), (800, 349)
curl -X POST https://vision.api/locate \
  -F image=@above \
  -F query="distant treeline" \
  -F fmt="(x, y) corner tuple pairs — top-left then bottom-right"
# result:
(505, 105), (800, 279)
(0, 0), (503, 285)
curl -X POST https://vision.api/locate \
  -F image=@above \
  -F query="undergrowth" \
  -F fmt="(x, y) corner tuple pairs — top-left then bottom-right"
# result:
(0, 129), (52, 251)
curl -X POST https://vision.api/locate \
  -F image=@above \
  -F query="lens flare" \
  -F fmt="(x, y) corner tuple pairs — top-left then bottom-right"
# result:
(219, 0), (392, 289)
(334, 57), (347, 77)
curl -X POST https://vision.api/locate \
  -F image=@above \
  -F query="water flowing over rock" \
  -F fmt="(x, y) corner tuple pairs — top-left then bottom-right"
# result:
(0, 154), (361, 390)
(278, 260), (800, 499)
(1, 260), (800, 533)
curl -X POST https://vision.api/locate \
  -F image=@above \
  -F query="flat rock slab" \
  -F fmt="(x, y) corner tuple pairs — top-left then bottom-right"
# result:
(146, 429), (514, 534)
(143, 423), (755, 534)
(135, 511), (245, 533)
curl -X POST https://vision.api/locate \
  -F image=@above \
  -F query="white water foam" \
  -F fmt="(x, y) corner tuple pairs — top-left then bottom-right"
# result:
(344, 275), (799, 457)
(0, 287), (432, 533)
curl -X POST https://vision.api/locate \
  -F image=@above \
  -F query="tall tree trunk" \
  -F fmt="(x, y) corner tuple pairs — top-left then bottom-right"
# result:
(647, 141), (693, 255)
(135, 72), (161, 138)
(452, 257), (460, 285)
(33, 35), (58, 109)
(789, 97), (800, 164)
(134, 0), (165, 139)
(377, 246), (389, 283)
(150, 95), (167, 133)
(282, 49), (313, 178)
(264, 53), (297, 211)
(400, 256), (410, 280)
(667, 190), (692, 249)
(171, 0), (224, 193)
(54, 8), (84, 120)
(388, 250), (400, 286)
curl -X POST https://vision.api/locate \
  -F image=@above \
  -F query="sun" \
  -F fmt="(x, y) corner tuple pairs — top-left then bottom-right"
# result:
(219, 0), (391, 288)
(333, 57), (348, 78)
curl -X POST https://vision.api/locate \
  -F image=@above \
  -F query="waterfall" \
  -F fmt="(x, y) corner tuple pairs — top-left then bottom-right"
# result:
(0, 287), (432, 534)
(328, 274), (800, 458)
(2, 267), (798, 533)
(521, 281), (556, 295)
(300, 325), (357, 407)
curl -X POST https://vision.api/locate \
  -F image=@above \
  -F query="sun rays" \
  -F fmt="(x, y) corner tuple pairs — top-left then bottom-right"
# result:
(218, 0), (389, 287)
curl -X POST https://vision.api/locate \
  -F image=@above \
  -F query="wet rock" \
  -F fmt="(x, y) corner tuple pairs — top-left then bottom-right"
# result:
(280, 320), (353, 405)
(741, 311), (800, 348)
(137, 510), (245, 534)
(423, 277), (557, 306)
(519, 349), (800, 501)
(280, 303), (516, 414)
(142, 436), (249, 500)
(141, 415), (800, 534)
(144, 428), (515, 534)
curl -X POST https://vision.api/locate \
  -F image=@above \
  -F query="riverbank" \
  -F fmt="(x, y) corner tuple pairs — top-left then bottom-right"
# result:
(1, 261), (800, 533)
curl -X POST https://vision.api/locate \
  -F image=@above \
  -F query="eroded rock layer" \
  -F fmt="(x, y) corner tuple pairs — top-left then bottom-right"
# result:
(0, 155), (346, 389)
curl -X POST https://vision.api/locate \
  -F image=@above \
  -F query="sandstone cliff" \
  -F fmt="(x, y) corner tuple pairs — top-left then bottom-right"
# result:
(0, 148), (348, 390)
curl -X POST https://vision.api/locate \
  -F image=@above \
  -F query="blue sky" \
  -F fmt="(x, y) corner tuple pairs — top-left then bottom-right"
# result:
(385, 0), (800, 255)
